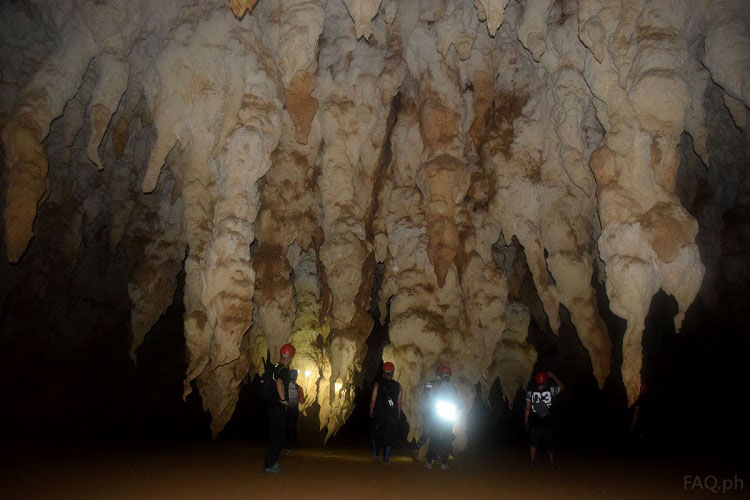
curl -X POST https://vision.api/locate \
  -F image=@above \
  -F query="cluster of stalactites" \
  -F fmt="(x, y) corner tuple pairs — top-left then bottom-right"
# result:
(2, 0), (748, 436)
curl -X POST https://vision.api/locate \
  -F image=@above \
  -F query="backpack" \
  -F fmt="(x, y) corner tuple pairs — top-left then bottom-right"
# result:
(258, 352), (277, 403)
(287, 381), (300, 406)
(377, 378), (399, 423)
(531, 389), (551, 418)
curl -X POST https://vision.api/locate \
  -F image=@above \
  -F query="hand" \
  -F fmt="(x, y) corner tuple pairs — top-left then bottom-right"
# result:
(369, 412), (374, 418)
(280, 399), (289, 407)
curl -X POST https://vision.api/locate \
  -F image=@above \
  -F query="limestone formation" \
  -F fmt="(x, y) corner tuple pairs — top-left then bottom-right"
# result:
(2, 0), (748, 439)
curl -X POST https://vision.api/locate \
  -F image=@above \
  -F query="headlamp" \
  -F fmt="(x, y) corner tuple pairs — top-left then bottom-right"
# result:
(435, 400), (457, 422)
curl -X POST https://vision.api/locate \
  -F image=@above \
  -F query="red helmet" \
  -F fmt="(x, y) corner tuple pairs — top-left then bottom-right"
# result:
(280, 343), (296, 357)
(436, 364), (452, 377)
(383, 362), (395, 373)
(535, 372), (548, 384)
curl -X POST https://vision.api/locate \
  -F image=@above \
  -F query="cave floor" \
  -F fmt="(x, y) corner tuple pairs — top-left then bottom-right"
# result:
(1, 441), (744, 499)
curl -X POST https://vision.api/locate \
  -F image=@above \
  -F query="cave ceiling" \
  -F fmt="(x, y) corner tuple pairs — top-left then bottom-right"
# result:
(1, 0), (748, 439)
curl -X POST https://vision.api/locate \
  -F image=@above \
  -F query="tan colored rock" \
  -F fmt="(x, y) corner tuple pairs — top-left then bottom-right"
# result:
(516, 0), (552, 62)
(286, 72), (318, 144)
(473, 0), (511, 36)
(229, 0), (259, 18)
(4, 0), (748, 439)
(343, 0), (383, 40)
(126, 170), (185, 359)
(584, 1), (704, 403)
(484, 302), (537, 405)
(416, 154), (470, 287)
(703, 0), (750, 108)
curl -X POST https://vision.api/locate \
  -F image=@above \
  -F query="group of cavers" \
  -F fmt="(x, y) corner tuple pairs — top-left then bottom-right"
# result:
(261, 343), (646, 473)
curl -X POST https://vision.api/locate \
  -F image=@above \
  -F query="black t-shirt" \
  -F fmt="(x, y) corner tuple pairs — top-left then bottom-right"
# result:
(374, 378), (401, 422)
(273, 364), (291, 402)
(526, 385), (560, 420)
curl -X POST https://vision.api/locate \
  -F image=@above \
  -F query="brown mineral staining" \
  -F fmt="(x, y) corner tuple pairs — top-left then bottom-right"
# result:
(228, 0), (258, 18)
(112, 113), (131, 159)
(485, 90), (529, 160)
(640, 203), (690, 263)
(416, 155), (470, 287)
(589, 146), (616, 195)
(1, 100), (48, 262)
(1, 0), (742, 437)
(419, 100), (461, 154)
(469, 72), (494, 147)
(286, 72), (318, 145)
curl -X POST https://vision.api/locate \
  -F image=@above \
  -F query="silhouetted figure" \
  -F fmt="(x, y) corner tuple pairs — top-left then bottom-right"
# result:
(525, 371), (564, 468)
(284, 370), (305, 454)
(264, 343), (295, 473)
(370, 361), (402, 465)
(423, 364), (458, 470)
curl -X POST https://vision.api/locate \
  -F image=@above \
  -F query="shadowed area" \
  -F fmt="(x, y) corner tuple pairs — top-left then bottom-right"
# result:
(1, 443), (746, 499)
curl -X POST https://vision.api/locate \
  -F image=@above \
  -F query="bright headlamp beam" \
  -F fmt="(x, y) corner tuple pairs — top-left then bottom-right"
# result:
(435, 400), (457, 422)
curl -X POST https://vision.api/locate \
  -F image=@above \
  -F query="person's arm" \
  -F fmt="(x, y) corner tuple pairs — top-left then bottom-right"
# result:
(524, 398), (531, 427)
(298, 384), (305, 404)
(369, 382), (378, 417)
(397, 386), (403, 415)
(547, 371), (564, 391)
(276, 376), (287, 403)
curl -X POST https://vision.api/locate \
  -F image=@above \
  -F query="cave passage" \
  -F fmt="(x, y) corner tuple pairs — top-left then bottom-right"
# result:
(1, 0), (749, 496)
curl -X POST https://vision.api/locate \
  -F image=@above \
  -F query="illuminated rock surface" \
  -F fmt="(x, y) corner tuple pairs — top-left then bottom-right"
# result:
(1, 0), (748, 439)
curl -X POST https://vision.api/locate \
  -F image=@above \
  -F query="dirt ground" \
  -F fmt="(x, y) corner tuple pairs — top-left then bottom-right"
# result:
(0, 442), (745, 499)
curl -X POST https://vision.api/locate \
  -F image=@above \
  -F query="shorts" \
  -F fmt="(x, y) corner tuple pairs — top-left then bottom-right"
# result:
(371, 417), (399, 447)
(529, 419), (553, 450)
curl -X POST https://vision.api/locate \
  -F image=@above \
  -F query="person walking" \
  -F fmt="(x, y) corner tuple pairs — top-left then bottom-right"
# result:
(524, 371), (564, 468)
(264, 343), (296, 473)
(369, 361), (402, 465)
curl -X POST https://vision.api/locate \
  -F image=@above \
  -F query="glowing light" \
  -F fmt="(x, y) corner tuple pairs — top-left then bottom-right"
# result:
(304, 370), (311, 377)
(334, 382), (342, 391)
(435, 400), (457, 422)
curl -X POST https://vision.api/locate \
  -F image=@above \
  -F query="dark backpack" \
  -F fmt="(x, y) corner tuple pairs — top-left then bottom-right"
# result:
(377, 379), (400, 422)
(258, 352), (277, 403)
(531, 388), (551, 418)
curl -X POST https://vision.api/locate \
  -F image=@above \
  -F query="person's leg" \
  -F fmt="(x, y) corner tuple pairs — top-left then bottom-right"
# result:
(434, 427), (449, 464)
(426, 431), (436, 467)
(417, 418), (431, 450)
(284, 410), (293, 452)
(288, 409), (299, 449)
(383, 420), (399, 464)
(264, 405), (286, 470)
(544, 424), (554, 466)
(529, 423), (542, 464)
(371, 420), (380, 460)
